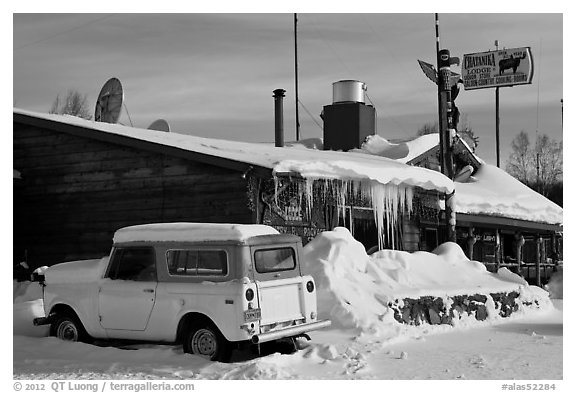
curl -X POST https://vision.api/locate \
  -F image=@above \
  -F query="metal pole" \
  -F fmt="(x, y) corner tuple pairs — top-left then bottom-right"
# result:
(496, 87), (500, 167)
(495, 40), (501, 168)
(294, 13), (300, 141)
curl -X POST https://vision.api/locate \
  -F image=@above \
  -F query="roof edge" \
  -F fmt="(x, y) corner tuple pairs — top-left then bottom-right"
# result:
(14, 111), (272, 179)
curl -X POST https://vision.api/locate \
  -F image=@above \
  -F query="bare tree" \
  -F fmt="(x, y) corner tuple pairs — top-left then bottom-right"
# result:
(49, 90), (92, 120)
(506, 131), (563, 198)
(417, 121), (438, 136)
(534, 134), (563, 196)
(506, 131), (532, 184)
(417, 115), (479, 152)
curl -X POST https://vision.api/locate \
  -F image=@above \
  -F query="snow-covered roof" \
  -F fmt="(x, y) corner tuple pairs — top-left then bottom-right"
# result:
(14, 108), (454, 194)
(113, 223), (280, 243)
(354, 133), (440, 164)
(455, 164), (562, 225)
(359, 133), (562, 226)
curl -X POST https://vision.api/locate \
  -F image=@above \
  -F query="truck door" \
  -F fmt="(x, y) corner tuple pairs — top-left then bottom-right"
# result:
(252, 246), (305, 326)
(98, 247), (158, 331)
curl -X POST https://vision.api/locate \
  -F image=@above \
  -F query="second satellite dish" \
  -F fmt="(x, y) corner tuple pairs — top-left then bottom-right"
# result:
(148, 119), (171, 132)
(95, 77), (124, 124)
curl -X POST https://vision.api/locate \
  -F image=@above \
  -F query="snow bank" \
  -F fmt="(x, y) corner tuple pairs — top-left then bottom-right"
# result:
(545, 270), (563, 299)
(113, 223), (279, 244)
(301, 227), (551, 337)
(13, 281), (49, 337)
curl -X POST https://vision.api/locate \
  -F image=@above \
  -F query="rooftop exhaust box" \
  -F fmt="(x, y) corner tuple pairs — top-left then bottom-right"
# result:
(323, 80), (376, 151)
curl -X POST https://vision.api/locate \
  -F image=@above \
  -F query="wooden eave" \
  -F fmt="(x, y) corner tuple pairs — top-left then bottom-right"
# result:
(455, 212), (561, 233)
(14, 112), (273, 179)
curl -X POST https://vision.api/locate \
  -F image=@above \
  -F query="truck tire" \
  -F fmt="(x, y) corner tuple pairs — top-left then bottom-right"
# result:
(183, 323), (231, 362)
(50, 314), (91, 343)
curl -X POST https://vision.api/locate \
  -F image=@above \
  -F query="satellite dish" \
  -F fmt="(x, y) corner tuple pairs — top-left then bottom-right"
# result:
(95, 77), (124, 124)
(147, 119), (171, 132)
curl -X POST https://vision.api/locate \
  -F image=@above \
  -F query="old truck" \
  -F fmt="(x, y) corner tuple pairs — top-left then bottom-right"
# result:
(33, 223), (331, 361)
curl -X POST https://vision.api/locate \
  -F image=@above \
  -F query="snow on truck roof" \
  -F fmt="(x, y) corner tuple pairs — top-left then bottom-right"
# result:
(113, 223), (281, 244)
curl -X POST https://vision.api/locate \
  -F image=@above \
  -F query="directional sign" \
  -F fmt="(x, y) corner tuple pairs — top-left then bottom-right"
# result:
(462, 47), (533, 90)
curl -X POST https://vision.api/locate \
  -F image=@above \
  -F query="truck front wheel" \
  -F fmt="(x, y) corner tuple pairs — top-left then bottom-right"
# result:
(183, 324), (231, 362)
(51, 314), (91, 343)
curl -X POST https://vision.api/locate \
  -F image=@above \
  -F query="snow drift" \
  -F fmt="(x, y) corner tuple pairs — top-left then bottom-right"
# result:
(301, 227), (552, 337)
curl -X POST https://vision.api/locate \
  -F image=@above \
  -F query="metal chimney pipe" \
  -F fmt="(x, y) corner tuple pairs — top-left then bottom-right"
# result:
(273, 89), (286, 147)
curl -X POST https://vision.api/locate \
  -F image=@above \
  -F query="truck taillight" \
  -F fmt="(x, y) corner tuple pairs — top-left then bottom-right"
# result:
(306, 280), (314, 293)
(245, 288), (254, 301)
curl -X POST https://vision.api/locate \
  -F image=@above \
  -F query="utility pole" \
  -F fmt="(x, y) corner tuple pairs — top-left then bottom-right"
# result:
(495, 40), (501, 167)
(435, 13), (457, 242)
(561, 98), (563, 130)
(294, 13), (300, 141)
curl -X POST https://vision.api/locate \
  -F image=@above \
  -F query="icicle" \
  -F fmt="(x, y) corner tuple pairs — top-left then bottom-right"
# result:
(305, 178), (314, 221)
(274, 176), (280, 207)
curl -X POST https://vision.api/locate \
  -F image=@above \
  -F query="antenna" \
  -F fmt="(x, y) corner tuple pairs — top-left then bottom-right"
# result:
(147, 119), (171, 132)
(95, 77), (124, 124)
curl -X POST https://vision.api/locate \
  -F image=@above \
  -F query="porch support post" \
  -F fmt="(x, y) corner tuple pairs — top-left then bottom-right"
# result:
(466, 227), (476, 260)
(495, 229), (501, 271)
(536, 235), (543, 287)
(514, 232), (525, 276)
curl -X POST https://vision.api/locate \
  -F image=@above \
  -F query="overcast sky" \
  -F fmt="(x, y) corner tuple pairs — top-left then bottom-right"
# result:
(13, 12), (563, 165)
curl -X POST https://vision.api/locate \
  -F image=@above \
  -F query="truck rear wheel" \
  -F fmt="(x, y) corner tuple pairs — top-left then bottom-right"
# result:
(50, 314), (91, 343)
(183, 324), (231, 362)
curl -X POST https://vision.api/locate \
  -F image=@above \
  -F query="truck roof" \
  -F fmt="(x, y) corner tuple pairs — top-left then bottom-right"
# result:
(113, 223), (286, 244)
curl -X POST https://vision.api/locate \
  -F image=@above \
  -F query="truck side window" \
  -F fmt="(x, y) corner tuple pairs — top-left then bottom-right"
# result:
(107, 247), (156, 281)
(166, 249), (228, 276)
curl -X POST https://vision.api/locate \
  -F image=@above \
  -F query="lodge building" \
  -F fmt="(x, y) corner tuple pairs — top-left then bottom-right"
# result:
(13, 82), (562, 286)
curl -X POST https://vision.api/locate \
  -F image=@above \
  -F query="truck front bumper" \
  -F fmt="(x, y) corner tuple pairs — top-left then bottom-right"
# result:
(33, 316), (53, 326)
(251, 319), (331, 344)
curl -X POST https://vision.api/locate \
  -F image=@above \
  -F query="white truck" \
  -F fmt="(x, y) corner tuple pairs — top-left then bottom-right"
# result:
(33, 223), (330, 361)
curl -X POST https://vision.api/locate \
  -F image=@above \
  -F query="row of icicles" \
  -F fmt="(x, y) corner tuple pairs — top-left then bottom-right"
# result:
(274, 176), (414, 250)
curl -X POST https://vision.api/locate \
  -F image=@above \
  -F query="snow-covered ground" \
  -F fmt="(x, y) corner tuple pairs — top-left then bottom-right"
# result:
(12, 228), (564, 383)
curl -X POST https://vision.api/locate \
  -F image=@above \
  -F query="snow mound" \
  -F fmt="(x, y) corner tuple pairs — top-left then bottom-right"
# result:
(14, 280), (43, 303)
(301, 227), (551, 336)
(13, 281), (49, 337)
(545, 270), (563, 299)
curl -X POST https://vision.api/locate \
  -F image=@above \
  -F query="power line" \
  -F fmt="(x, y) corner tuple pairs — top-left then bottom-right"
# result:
(309, 15), (408, 134)
(310, 16), (354, 76)
(15, 14), (115, 51)
(298, 99), (323, 131)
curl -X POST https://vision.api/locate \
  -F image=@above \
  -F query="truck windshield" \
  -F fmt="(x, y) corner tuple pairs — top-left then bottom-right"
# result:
(254, 247), (296, 273)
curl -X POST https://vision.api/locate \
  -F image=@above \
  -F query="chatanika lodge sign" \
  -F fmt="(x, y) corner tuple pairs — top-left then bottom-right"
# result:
(462, 47), (534, 90)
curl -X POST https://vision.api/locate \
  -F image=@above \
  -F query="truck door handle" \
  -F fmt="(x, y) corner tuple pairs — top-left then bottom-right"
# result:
(143, 289), (155, 293)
